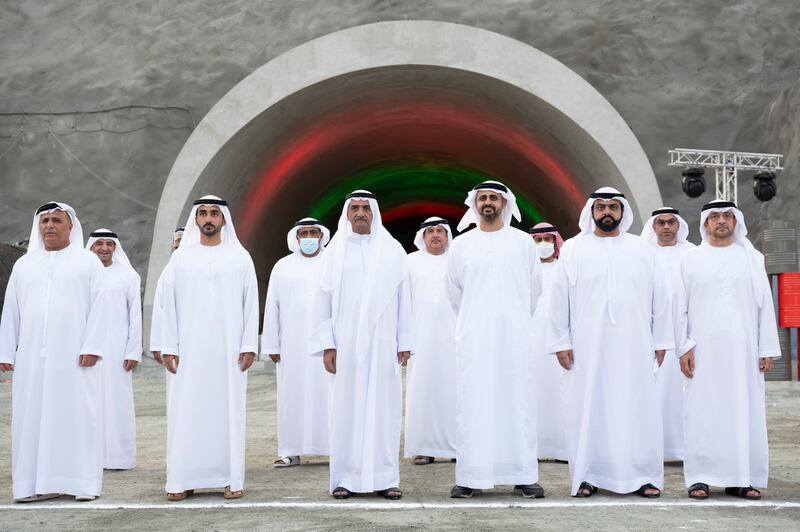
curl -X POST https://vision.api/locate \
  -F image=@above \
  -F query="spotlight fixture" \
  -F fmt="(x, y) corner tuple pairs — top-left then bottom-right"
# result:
(681, 167), (706, 198)
(753, 170), (777, 202)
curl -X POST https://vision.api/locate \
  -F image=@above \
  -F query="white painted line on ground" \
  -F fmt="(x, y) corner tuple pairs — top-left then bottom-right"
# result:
(1, 500), (799, 511)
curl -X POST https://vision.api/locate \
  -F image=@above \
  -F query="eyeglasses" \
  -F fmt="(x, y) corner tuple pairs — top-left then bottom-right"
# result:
(654, 219), (677, 227)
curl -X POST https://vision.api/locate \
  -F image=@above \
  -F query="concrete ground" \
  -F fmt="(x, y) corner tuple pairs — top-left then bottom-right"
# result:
(0, 364), (799, 530)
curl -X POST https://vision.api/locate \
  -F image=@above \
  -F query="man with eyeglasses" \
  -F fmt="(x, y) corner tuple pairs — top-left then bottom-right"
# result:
(641, 208), (695, 463)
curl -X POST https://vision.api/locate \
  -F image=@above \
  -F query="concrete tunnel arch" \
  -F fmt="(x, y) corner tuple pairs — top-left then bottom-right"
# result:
(144, 20), (662, 324)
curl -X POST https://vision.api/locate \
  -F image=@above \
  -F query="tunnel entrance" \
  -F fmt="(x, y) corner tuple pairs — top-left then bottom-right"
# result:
(145, 21), (662, 313)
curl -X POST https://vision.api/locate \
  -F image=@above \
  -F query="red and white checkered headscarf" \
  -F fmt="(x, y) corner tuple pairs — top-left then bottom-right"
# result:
(528, 222), (564, 259)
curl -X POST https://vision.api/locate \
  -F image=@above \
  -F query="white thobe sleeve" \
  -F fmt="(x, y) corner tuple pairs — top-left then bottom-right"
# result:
(239, 258), (260, 354)
(396, 275), (414, 354)
(446, 243), (463, 315)
(530, 241), (543, 317)
(124, 275), (143, 362)
(546, 258), (572, 354)
(651, 253), (675, 352)
(309, 283), (334, 355)
(674, 254), (696, 357)
(0, 269), (20, 365)
(149, 275), (164, 352)
(260, 265), (281, 356)
(756, 272), (781, 359)
(80, 258), (110, 358)
(160, 263), (180, 357)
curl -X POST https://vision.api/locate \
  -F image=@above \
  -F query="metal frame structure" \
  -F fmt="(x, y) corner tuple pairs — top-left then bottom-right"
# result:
(668, 148), (783, 203)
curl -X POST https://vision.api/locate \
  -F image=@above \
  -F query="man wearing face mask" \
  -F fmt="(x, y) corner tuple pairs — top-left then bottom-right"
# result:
(547, 187), (673, 498)
(262, 218), (331, 468)
(528, 223), (567, 462)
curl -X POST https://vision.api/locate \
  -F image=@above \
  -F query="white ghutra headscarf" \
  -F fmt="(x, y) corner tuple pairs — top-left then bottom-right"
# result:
(700, 200), (768, 308)
(641, 207), (690, 244)
(413, 216), (453, 252)
(286, 217), (331, 254)
(175, 195), (243, 253)
(316, 190), (408, 364)
(457, 180), (521, 232)
(27, 201), (83, 254)
(85, 228), (133, 269)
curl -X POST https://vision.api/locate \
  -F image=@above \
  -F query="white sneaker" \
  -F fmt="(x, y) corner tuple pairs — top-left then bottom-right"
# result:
(15, 493), (61, 503)
(75, 495), (96, 502)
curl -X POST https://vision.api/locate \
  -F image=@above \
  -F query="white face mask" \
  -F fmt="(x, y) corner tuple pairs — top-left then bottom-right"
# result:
(535, 241), (555, 259)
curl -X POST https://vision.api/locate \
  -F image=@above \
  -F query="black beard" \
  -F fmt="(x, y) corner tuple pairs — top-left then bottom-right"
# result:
(202, 224), (221, 237)
(480, 207), (498, 223)
(593, 215), (622, 233)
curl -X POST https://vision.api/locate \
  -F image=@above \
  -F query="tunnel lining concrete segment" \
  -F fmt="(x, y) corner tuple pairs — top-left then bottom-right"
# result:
(145, 20), (662, 318)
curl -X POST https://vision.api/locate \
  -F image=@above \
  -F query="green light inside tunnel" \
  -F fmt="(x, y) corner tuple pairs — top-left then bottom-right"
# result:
(308, 162), (544, 234)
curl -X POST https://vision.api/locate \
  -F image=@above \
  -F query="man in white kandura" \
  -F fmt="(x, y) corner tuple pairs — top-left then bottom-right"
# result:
(404, 217), (457, 466)
(160, 196), (259, 501)
(676, 200), (780, 501)
(447, 181), (543, 499)
(311, 190), (413, 500)
(150, 227), (183, 366)
(548, 187), (673, 498)
(87, 229), (142, 470)
(263, 218), (331, 468)
(528, 222), (567, 462)
(1, 202), (108, 502)
(641, 207), (695, 462)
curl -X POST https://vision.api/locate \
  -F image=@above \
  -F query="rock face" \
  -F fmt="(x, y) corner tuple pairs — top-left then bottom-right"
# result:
(0, 0), (798, 280)
(0, 244), (25, 315)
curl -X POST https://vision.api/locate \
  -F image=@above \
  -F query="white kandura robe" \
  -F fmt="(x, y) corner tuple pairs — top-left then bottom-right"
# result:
(548, 233), (673, 495)
(404, 250), (457, 459)
(676, 243), (780, 489)
(149, 269), (174, 400)
(532, 260), (567, 461)
(313, 234), (414, 493)
(652, 242), (694, 461)
(262, 252), (329, 457)
(149, 270), (166, 354)
(161, 244), (260, 493)
(0, 247), (109, 499)
(98, 261), (142, 469)
(447, 226), (542, 489)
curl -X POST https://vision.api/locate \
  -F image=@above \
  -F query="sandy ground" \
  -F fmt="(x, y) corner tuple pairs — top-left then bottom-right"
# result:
(0, 363), (798, 530)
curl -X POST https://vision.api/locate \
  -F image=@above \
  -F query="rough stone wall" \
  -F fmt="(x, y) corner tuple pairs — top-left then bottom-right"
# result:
(1, 0), (798, 277)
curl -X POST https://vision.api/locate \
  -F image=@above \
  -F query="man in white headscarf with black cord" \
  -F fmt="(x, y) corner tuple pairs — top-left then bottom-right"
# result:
(641, 207), (695, 463)
(262, 218), (332, 468)
(150, 226), (183, 365)
(159, 195), (260, 501)
(548, 187), (673, 498)
(310, 190), (413, 500)
(447, 180), (544, 499)
(404, 217), (457, 466)
(675, 200), (780, 501)
(1, 202), (109, 502)
(86, 228), (142, 471)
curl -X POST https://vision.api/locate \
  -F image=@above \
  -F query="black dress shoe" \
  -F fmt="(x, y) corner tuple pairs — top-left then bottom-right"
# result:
(450, 485), (478, 498)
(514, 483), (545, 498)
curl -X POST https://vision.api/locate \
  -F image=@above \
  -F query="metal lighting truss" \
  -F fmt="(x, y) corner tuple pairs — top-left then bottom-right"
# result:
(668, 148), (783, 203)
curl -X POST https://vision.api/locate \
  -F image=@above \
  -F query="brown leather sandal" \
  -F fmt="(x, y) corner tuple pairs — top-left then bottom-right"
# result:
(224, 486), (244, 499)
(166, 489), (194, 501)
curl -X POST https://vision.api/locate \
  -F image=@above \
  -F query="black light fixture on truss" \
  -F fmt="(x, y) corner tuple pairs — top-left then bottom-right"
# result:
(753, 170), (777, 202)
(681, 167), (706, 198)
(668, 149), (783, 203)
